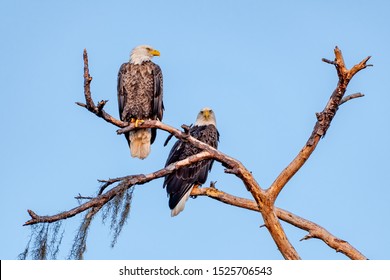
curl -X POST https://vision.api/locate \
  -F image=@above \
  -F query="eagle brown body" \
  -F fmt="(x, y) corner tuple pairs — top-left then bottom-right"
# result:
(117, 45), (163, 159)
(164, 108), (219, 216)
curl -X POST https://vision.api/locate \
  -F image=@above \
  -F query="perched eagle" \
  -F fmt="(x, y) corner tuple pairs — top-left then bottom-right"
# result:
(117, 45), (163, 159)
(163, 108), (219, 216)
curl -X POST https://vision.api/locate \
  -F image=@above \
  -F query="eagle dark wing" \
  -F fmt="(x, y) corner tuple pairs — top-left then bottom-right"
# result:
(117, 63), (128, 122)
(151, 63), (164, 144)
(163, 124), (219, 210)
(117, 61), (164, 145)
(117, 63), (131, 145)
(152, 63), (164, 121)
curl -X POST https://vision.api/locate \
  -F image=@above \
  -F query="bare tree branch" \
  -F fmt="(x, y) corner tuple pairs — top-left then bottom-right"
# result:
(119, 119), (300, 259)
(267, 46), (372, 204)
(23, 47), (371, 260)
(24, 151), (213, 226)
(75, 49), (126, 128)
(340, 93), (365, 105)
(191, 186), (367, 260)
(24, 157), (366, 259)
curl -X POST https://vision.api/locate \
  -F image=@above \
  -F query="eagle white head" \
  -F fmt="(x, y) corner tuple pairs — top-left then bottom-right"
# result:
(130, 45), (160, 65)
(195, 107), (217, 126)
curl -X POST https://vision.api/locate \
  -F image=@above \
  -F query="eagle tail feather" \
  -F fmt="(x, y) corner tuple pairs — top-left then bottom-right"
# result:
(170, 185), (194, 217)
(129, 129), (151, 159)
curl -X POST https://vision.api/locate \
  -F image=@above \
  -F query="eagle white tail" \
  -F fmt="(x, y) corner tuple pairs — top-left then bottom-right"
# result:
(129, 129), (151, 159)
(171, 185), (194, 217)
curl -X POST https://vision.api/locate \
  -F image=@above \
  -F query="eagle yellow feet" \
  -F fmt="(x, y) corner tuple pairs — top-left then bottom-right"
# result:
(130, 118), (145, 127)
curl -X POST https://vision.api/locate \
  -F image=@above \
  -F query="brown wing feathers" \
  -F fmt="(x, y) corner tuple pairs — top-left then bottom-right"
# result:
(117, 61), (163, 148)
(164, 124), (219, 212)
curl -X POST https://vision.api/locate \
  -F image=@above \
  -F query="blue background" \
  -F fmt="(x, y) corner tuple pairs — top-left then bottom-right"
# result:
(1, 0), (389, 259)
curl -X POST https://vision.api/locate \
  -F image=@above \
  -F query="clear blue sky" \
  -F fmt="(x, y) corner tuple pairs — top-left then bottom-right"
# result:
(1, 0), (389, 260)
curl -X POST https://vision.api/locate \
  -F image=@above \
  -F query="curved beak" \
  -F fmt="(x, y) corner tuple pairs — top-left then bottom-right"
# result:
(149, 49), (160, 56)
(203, 109), (211, 119)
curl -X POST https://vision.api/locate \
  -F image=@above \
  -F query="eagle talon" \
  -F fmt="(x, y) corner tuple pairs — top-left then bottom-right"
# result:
(130, 118), (144, 128)
(135, 119), (144, 127)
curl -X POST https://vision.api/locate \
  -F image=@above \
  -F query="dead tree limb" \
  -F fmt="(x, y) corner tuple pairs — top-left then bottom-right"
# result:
(340, 92), (365, 105)
(191, 186), (367, 260)
(118, 120), (300, 259)
(24, 151), (213, 226)
(24, 47), (370, 260)
(267, 47), (372, 204)
(75, 49), (126, 128)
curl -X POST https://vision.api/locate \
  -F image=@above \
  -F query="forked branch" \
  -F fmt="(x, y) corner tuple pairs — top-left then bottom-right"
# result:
(267, 46), (372, 203)
(24, 47), (370, 260)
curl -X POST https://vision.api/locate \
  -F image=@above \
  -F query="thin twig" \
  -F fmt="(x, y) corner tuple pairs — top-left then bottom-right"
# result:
(75, 194), (94, 200)
(321, 58), (337, 65)
(339, 93), (365, 105)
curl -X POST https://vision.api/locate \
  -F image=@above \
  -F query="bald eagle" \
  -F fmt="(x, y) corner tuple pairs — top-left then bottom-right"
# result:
(117, 45), (163, 159)
(164, 108), (219, 216)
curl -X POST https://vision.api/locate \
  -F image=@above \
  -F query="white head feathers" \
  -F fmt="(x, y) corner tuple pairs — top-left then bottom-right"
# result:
(130, 45), (160, 65)
(195, 107), (217, 126)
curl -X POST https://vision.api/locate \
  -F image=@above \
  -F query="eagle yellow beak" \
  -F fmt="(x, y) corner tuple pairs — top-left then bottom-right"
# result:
(202, 109), (211, 119)
(149, 49), (160, 56)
